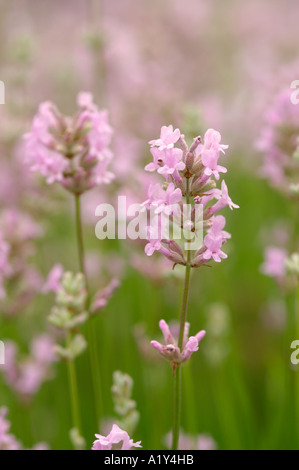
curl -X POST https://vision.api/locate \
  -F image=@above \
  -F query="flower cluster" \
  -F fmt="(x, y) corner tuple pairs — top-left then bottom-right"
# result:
(0, 208), (43, 314)
(143, 125), (238, 267)
(92, 424), (142, 450)
(257, 88), (299, 194)
(151, 319), (206, 367)
(111, 370), (139, 435)
(46, 270), (88, 361)
(1, 335), (56, 400)
(24, 92), (113, 194)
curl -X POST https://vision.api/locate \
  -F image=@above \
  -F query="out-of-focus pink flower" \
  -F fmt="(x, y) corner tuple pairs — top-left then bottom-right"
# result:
(1, 335), (56, 400)
(165, 429), (216, 450)
(91, 278), (120, 313)
(42, 264), (64, 293)
(0, 407), (21, 450)
(0, 407), (48, 450)
(92, 424), (142, 450)
(257, 88), (299, 192)
(261, 246), (287, 280)
(24, 93), (114, 194)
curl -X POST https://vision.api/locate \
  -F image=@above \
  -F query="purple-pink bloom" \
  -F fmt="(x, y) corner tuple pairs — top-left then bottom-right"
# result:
(201, 149), (227, 180)
(149, 125), (181, 150)
(142, 182), (182, 215)
(157, 148), (185, 180)
(24, 93), (114, 194)
(92, 424), (142, 450)
(151, 319), (206, 365)
(206, 180), (239, 216)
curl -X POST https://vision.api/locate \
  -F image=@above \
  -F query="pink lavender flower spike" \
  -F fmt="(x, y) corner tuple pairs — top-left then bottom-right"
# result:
(257, 88), (299, 193)
(24, 93), (114, 195)
(92, 424), (142, 450)
(143, 125), (238, 270)
(151, 319), (205, 368)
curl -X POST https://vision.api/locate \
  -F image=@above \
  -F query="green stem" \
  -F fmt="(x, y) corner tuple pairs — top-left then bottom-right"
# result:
(172, 366), (181, 450)
(74, 194), (103, 427)
(172, 178), (192, 450)
(67, 332), (82, 435)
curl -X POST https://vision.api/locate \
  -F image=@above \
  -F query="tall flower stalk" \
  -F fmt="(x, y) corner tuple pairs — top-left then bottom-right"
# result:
(24, 92), (114, 434)
(74, 193), (103, 424)
(259, 87), (299, 445)
(143, 125), (238, 449)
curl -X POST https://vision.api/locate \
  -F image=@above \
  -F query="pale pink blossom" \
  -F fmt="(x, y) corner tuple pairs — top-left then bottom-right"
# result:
(151, 319), (205, 365)
(1, 335), (56, 399)
(261, 246), (287, 280)
(149, 125), (181, 150)
(142, 182), (182, 215)
(92, 424), (142, 450)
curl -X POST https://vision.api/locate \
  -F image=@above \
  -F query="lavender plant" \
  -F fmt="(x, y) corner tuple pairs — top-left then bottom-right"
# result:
(142, 125), (238, 449)
(23, 92), (116, 442)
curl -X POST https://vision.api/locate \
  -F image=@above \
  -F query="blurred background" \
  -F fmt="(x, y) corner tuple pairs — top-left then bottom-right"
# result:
(0, 0), (299, 450)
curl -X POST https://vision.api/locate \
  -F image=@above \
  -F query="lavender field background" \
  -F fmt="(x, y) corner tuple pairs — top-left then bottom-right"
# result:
(0, 0), (299, 450)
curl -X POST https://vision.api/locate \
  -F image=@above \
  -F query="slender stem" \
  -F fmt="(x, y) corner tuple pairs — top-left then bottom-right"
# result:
(172, 178), (192, 450)
(172, 366), (181, 450)
(67, 332), (82, 435)
(75, 195), (86, 278)
(178, 265), (191, 350)
(74, 194), (103, 426)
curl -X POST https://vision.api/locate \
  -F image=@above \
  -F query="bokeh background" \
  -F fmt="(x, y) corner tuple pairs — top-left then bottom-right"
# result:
(0, 0), (299, 450)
